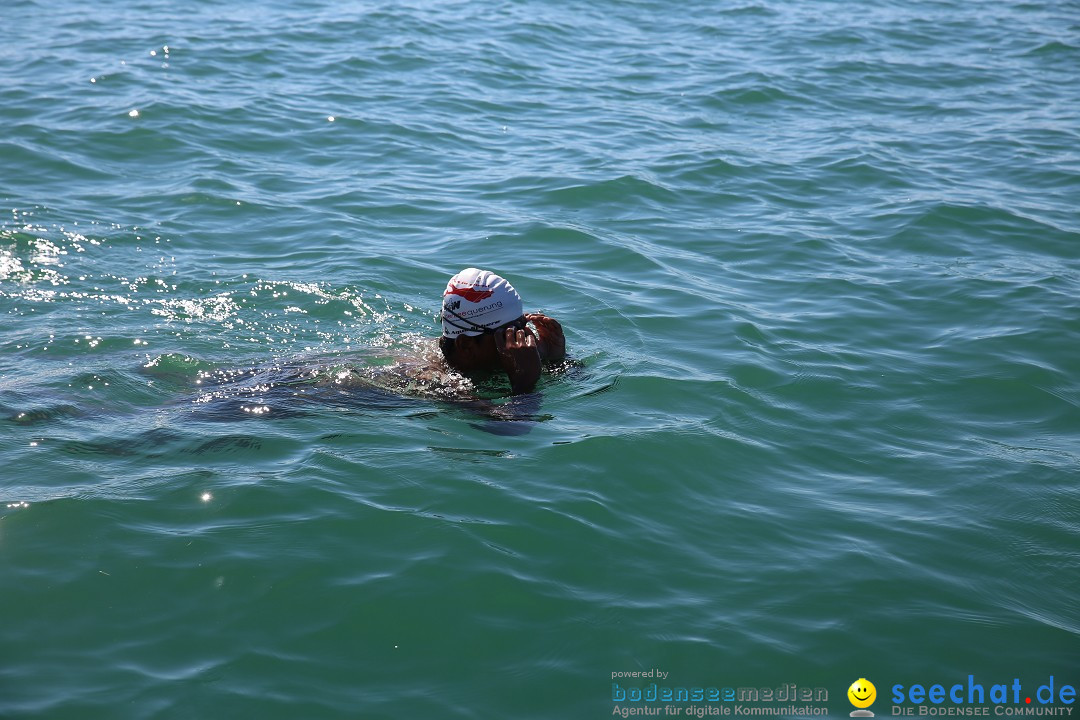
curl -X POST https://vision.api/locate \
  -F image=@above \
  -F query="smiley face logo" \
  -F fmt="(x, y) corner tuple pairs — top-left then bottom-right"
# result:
(848, 678), (877, 709)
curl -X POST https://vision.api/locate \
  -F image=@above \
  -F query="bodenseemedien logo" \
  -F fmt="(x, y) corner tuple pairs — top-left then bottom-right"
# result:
(849, 678), (877, 717)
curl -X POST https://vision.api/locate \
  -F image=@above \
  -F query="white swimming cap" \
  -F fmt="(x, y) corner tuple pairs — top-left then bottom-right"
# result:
(441, 268), (523, 338)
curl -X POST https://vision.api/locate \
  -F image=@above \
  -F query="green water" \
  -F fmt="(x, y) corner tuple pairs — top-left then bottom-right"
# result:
(1, 0), (1078, 717)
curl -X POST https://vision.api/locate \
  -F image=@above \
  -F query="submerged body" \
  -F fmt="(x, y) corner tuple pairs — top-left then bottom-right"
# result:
(187, 335), (566, 432)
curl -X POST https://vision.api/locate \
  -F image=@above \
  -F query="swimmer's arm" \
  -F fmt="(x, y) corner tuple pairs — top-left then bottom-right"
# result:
(457, 392), (541, 435)
(495, 325), (542, 395)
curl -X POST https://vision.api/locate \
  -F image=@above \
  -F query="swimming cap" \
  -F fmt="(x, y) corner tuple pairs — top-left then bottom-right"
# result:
(441, 268), (523, 338)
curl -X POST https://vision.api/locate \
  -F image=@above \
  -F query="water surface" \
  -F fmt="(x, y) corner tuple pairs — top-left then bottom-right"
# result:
(1, 0), (1078, 717)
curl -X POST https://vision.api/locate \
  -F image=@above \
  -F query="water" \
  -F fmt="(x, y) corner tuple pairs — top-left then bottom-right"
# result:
(2, 0), (1078, 717)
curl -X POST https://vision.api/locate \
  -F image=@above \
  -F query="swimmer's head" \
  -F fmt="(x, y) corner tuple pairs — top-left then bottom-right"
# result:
(440, 268), (523, 338)
(438, 268), (527, 373)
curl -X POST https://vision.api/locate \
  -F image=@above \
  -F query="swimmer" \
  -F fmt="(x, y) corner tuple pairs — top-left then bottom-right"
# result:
(437, 268), (565, 395)
(170, 269), (564, 431)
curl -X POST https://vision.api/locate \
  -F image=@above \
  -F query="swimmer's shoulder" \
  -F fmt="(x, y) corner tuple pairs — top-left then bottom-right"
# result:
(362, 342), (477, 399)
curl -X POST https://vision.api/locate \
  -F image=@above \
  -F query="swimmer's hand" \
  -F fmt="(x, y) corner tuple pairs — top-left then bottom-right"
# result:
(526, 313), (565, 363)
(495, 325), (542, 395)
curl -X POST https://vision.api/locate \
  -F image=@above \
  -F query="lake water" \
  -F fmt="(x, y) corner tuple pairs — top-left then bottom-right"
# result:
(1, 0), (1078, 717)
